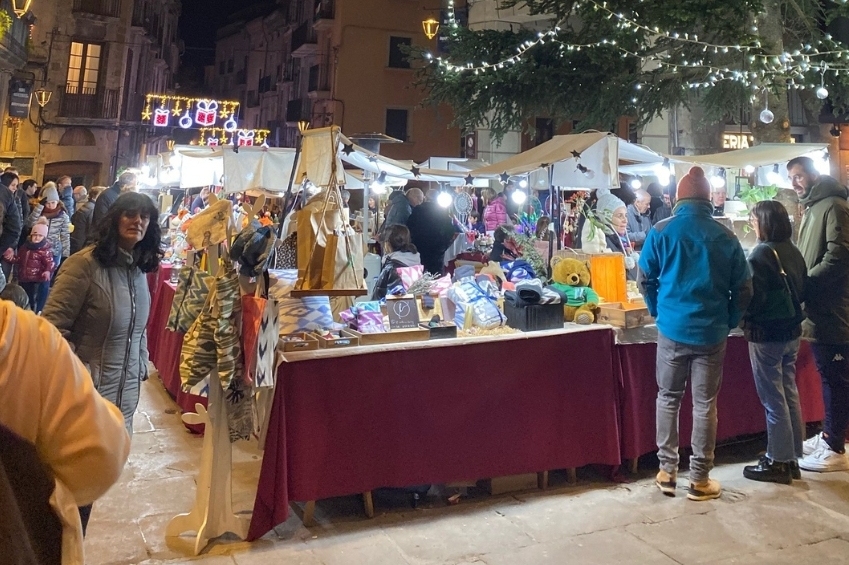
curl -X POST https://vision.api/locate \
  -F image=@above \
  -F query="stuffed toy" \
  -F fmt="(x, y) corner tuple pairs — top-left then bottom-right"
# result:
(549, 256), (599, 324)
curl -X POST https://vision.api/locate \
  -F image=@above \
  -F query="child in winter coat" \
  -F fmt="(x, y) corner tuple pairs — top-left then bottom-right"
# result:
(15, 219), (54, 313)
(27, 184), (70, 277)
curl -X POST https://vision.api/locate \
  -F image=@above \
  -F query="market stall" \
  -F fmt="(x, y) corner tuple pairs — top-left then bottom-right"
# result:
(247, 325), (621, 540)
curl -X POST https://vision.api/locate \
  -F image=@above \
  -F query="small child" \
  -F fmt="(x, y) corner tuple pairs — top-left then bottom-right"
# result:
(15, 219), (54, 314)
(467, 211), (485, 234)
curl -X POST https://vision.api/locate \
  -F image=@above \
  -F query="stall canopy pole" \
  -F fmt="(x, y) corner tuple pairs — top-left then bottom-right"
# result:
(548, 164), (556, 279)
(279, 129), (305, 239)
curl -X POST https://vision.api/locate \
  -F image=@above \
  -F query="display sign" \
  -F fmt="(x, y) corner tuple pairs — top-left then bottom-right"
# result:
(8, 80), (31, 119)
(386, 296), (420, 330)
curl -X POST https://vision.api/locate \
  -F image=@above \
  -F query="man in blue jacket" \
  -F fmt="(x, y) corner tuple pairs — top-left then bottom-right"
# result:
(639, 166), (752, 501)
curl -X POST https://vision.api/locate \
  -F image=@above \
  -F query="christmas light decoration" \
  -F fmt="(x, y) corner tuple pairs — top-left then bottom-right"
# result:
(141, 94), (241, 130)
(196, 127), (270, 147)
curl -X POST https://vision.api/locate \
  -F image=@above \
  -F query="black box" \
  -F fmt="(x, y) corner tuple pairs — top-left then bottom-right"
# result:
(420, 322), (458, 340)
(504, 302), (564, 332)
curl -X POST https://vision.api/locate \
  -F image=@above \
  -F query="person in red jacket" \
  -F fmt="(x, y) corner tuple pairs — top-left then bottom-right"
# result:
(15, 218), (54, 313)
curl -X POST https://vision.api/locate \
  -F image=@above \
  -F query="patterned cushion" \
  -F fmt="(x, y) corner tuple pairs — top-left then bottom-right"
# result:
(278, 296), (334, 335)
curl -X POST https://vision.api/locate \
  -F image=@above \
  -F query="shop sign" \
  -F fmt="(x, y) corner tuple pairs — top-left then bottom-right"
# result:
(8, 80), (31, 119)
(722, 133), (754, 149)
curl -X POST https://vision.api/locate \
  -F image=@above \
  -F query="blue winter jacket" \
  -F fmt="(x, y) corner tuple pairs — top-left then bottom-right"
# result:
(638, 199), (752, 346)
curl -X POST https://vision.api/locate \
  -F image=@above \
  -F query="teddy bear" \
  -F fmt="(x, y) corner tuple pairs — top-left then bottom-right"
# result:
(549, 256), (600, 324)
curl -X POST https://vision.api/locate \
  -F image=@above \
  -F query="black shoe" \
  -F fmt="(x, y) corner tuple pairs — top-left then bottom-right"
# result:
(789, 460), (801, 480)
(743, 455), (792, 485)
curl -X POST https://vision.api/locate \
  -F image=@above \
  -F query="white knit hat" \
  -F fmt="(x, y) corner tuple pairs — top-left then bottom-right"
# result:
(595, 188), (626, 220)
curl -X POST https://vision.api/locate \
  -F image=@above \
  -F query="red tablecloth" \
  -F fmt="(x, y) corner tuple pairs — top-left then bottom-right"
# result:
(146, 276), (207, 433)
(248, 327), (622, 540)
(617, 336), (825, 461)
(146, 265), (172, 360)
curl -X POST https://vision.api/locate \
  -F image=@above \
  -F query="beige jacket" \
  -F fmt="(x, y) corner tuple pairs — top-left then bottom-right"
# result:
(0, 301), (130, 564)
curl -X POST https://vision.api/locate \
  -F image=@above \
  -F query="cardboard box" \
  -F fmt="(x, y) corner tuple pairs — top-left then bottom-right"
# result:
(479, 473), (540, 495)
(598, 302), (654, 328)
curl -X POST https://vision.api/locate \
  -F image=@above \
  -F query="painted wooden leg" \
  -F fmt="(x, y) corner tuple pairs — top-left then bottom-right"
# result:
(567, 468), (577, 484)
(363, 491), (374, 519)
(537, 471), (549, 490)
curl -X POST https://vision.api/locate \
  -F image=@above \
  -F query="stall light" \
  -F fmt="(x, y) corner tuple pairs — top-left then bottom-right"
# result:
(519, 179), (529, 189)
(511, 190), (527, 205)
(629, 178), (642, 190)
(437, 191), (453, 208)
(655, 162), (671, 187)
(370, 171), (388, 194)
(744, 165), (756, 174)
(767, 163), (783, 185)
(816, 152), (831, 175)
(710, 175), (726, 189)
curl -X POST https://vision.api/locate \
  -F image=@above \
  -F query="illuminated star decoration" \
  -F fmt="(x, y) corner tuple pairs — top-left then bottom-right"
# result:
(570, 150), (582, 159)
(499, 172), (510, 184)
(141, 109), (152, 121)
(464, 174), (474, 185)
(341, 143), (355, 156)
(411, 166), (421, 178)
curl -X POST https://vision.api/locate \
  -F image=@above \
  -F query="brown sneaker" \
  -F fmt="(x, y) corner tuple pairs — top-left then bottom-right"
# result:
(655, 469), (677, 496)
(687, 478), (721, 501)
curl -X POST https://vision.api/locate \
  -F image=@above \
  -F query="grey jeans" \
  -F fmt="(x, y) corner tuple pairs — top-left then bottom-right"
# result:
(748, 339), (803, 462)
(656, 333), (727, 482)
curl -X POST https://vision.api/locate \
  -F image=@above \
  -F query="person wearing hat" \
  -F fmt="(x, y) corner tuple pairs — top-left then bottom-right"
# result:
(639, 166), (752, 502)
(580, 188), (638, 280)
(27, 183), (71, 284)
(14, 218), (54, 313)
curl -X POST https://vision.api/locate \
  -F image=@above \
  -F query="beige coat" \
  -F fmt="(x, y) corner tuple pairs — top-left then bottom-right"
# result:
(0, 301), (130, 564)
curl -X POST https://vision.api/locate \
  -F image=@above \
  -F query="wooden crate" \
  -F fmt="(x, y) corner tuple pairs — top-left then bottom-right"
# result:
(597, 302), (654, 329)
(316, 332), (360, 349)
(279, 332), (319, 352)
(343, 327), (430, 346)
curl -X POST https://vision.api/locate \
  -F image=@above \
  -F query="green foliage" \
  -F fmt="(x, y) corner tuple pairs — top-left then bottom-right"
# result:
(413, 0), (849, 143)
(0, 11), (11, 40)
(738, 184), (780, 207)
(514, 233), (549, 282)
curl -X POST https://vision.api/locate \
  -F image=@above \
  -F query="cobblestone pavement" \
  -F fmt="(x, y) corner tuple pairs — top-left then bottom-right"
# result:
(85, 378), (849, 565)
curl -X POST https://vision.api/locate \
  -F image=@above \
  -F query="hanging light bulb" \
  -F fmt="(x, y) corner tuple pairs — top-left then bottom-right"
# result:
(744, 165), (756, 174)
(710, 175), (726, 189)
(817, 86), (829, 100)
(630, 178), (642, 190)
(511, 190), (527, 205)
(767, 163), (783, 185)
(437, 191), (453, 208)
(519, 179), (528, 188)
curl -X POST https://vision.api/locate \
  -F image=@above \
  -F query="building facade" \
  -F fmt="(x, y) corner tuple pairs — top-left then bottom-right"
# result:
(208, 0), (461, 162)
(9, 0), (180, 187)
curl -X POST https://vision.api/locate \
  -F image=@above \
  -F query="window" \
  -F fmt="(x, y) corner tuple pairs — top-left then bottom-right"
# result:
(227, 59), (234, 73)
(386, 108), (408, 142)
(388, 36), (412, 69)
(219, 60), (226, 75)
(66, 42), (102, 94)
(534, 118), (554, 146)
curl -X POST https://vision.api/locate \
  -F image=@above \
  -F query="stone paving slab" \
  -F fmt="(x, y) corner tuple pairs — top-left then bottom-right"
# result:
(85, 379), (849, 565)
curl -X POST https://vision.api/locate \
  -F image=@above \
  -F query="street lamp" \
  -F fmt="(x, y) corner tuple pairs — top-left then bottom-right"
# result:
(298, 120), (309, 134)
(422, 17), (439, 39)
(11, 0), (32, 17)
(33, 87), (51, 108)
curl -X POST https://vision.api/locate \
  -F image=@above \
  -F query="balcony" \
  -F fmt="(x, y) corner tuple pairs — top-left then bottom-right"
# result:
(291, 21), (317, 57)
(314, 0), (334, 30)
(59, 86), (119, 120)
(258, 75), (275, 94)
(307, 64), (330, 98)
(72, 0), (121, 18)
(286, 98), (311, 125)
(246, 90), (259, 108)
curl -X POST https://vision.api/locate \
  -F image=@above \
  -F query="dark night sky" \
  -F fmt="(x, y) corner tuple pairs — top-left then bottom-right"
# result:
(178, 0), (273, 68)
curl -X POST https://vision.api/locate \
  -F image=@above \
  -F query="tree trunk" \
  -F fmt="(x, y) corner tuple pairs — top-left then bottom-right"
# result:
(750, 0), (791, 144)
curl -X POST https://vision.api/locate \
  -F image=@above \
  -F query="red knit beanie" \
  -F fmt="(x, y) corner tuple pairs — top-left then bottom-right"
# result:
(676, 166), (711, 201)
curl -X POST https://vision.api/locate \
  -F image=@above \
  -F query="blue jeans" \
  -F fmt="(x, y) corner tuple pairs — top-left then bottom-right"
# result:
(656, 333), (727, 482)
(20, 281), (49, 313)
(748, 339), (804, 462)
(811, 342), (849, 454)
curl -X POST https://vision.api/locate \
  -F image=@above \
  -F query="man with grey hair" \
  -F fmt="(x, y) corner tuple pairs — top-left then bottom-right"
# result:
(626, 189), (653, 250)
(378, 187), (424, 241)
(90, 172), (136, 240)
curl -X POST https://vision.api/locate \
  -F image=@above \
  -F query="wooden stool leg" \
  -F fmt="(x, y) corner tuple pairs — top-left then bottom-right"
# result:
(537, 471), (549, 490)
(629, 458), (639, 474)
(567, 468), (577, 484)
(363, 491), (374, 519)
(303, 501), (316, 527)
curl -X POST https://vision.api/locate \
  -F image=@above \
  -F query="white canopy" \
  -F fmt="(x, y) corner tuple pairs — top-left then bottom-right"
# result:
(173, 145), (298, 193)
(672, 143), (829, 170)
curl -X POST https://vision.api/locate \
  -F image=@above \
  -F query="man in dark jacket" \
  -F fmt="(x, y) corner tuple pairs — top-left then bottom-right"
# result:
(0, 172), (23, 279)
(90, 172), (136, 243)
(56, 175), (75, 216)
(787, 156), (849, 472)
(626, 189), (652, 250)
(70, 186), (95, 254)
(378, 188), (423, 242)
(639, 166), (752, 502)
(406, 189), (456, 275)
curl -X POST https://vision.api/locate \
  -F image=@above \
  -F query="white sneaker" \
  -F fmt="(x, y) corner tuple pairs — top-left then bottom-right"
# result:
(803, 433), (826, 456)
(799, 443), (849, 472)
